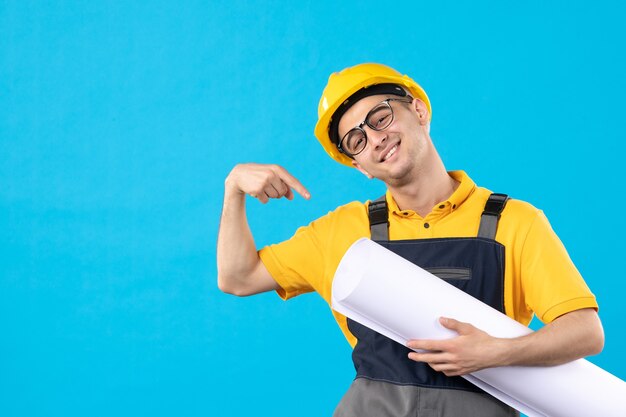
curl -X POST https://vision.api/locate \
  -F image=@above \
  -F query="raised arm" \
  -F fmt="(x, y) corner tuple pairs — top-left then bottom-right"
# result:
(217, 163), (310, 297)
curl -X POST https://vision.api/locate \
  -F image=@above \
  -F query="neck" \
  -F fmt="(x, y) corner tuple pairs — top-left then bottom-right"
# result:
(387, 152), (459, 218)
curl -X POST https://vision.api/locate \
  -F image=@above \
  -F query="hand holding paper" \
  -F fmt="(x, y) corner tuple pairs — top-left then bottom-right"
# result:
(407, 317), (507, 377)
(331, 238), (626, 417)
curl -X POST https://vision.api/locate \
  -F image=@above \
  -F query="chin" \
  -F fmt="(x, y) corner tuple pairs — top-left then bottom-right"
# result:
(381, 170), (412, 186)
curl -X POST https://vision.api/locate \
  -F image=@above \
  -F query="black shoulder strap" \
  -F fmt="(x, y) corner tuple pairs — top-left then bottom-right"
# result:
(368, 195), (389, 241)
(477, 193), (510, 240)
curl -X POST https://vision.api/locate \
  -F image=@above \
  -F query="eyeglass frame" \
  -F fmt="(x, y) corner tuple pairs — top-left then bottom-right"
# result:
(337, 95), (414, 158)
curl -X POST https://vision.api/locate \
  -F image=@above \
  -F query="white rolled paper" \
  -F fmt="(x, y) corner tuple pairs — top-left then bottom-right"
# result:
(331, 238), (626, 417)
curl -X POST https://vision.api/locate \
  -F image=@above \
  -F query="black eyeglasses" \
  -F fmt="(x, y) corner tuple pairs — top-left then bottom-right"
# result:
(338, 96), (414, 157)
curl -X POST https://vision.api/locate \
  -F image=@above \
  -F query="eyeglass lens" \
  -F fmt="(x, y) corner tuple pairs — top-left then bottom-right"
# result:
(343, 103), (394, 155)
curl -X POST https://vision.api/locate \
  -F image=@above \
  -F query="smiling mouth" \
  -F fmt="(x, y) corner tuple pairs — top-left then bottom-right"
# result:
(381, 144), (399, 162)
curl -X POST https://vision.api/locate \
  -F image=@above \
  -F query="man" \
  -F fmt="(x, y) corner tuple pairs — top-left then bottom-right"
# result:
(217, 63), (604, 416)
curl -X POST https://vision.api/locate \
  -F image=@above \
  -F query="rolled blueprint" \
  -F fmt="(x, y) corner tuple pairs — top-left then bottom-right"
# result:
(331, 238), (626, 417)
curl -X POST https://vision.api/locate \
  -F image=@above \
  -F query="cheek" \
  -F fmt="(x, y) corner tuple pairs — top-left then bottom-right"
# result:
(352, 160), (374, 178)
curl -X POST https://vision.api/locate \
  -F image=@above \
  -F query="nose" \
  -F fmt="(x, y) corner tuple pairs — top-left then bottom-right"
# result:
(366, 126), (387, 149)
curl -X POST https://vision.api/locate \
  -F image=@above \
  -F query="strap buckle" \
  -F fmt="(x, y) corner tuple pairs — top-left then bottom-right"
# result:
(482, 193), (509, 218)
(368, 200), (389, 226)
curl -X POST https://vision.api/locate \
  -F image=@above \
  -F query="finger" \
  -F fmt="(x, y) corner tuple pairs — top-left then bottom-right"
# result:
(263, 185), (280, 199)
(285, 188), (294, 200)
(273, 166), (311, 199)
(257, 193), (269, 204)
(429, 363), (457, 373)
(269, 177), (290, 198)
(440, 367), (463, 377)
(407, 339), (446, 351)
(408, 352), (446, 363)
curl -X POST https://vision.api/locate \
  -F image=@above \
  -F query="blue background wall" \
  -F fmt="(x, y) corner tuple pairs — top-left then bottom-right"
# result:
(2, 1), (624, 416)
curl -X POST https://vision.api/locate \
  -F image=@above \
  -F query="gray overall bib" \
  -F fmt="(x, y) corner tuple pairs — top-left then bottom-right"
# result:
(334, 193), (519, 417)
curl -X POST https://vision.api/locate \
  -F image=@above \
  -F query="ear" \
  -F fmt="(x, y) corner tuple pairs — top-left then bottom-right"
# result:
(412, 98), (431, 125)
(352, 160), (374, 179)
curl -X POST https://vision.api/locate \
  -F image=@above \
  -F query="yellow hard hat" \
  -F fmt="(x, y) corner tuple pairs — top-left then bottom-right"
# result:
(314, 63), (431, 167)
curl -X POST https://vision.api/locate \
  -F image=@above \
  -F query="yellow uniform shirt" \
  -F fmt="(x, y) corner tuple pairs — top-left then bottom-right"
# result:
(259, 171), (598, 347)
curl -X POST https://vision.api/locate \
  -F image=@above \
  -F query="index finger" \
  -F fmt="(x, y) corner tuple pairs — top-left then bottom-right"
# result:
(273, 166), (311, 200)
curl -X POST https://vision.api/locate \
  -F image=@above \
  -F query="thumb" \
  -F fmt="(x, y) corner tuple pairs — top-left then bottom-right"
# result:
(439, 317), (471, 334)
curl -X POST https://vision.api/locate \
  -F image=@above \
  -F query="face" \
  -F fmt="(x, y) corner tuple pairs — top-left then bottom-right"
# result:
(337, 94), (432, 186)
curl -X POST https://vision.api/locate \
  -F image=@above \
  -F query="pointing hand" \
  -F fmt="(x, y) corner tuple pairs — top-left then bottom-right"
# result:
(226, 163), (311, 204)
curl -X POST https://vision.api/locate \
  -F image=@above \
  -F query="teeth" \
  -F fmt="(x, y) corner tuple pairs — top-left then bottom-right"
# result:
(383, 145), (398, 161)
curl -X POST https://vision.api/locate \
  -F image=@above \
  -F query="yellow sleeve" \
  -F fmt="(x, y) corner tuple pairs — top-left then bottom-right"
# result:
(258, 201), (369, 304)
(258, 218), (328, 301)
(521, 210), (598, 323)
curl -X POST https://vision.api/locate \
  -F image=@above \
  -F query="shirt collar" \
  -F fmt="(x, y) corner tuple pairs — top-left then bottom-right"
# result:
(386, 170), (476, 215)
